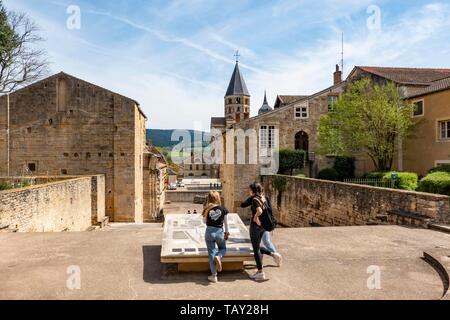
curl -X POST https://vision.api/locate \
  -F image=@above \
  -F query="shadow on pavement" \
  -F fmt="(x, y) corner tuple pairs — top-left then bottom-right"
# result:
(142, 245), (251, 286)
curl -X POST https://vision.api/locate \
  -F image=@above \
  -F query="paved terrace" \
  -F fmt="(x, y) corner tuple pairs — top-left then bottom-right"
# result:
(1, 224), (449, 300)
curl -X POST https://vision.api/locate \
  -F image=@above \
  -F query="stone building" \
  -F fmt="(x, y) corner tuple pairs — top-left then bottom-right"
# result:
(211, 64), (450, 215)
(0, 72), (151, 223)
(211, 63), (347, 214)
(182, 151), (218, 178)
(143, 145), (167, 221)
(403, 77), (450, 175)
(346, 66), (450, 174)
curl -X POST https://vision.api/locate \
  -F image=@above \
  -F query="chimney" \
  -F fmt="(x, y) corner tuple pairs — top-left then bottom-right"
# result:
(334, 64), (342, 85)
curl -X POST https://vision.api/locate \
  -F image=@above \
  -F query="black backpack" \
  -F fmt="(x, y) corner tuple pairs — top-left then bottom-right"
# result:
(254, 197), (278, 232)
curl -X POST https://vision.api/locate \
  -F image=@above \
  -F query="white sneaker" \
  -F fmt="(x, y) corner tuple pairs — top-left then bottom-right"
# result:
(249, 272), (266, 281)
(272, 252), (282, 267)
(214, 256), (223, 273)
(208, 275), (218, 283)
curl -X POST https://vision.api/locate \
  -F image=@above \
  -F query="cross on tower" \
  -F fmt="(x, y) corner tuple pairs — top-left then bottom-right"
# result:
(234, 50), (240, 63)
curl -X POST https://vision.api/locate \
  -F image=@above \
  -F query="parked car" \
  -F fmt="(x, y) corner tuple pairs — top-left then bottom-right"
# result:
(176, 182), (185, 188)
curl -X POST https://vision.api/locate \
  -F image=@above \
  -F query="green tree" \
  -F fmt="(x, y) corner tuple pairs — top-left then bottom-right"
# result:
(318, 78), (414, 172)
(277, 148), (305, 175)
(0, 1), (48, 93)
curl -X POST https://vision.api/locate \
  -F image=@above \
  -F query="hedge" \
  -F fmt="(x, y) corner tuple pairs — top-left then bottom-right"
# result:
(334, 156), (355, 180)
(318, 168), (340, 181)
(382, 172), (418, 191)
(0, 183), (13, 191)
(419, 172), (450, 196)
(428, 164), (450, 174)
(365, 172), (387, 180)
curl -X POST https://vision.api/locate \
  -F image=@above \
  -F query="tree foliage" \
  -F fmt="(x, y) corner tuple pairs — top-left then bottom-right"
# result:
(318, 78), (414, 172)
(277, 148), (305, 175)
(0, 0), (48, 93)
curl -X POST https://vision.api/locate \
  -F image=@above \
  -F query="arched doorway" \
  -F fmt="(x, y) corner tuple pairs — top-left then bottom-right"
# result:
(295, 131), (309, 152)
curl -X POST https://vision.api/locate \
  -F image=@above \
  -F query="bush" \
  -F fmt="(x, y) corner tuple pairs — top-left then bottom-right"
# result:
(428, 164), (450, 174)
(318, 168), (340, 181)
(365, 172), (387, 180)
(272, 175), (287, 193)
(382, 172), (418, 191)
(334, 156), (355, 180)
(277, 148), (305, 175)
(0, 183), (13, 190)
(419, 172), (450, 196)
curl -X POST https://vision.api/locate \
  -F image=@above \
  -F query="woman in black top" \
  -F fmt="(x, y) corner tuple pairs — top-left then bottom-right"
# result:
(244, 182), (272, 281)
(203, 191), (230, 283)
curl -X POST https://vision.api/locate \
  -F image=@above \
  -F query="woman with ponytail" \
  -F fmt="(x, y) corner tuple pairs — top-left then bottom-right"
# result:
(202, 191), (230, 283)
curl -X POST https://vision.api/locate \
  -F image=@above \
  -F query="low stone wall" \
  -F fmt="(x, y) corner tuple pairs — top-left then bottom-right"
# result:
(91, 175), (105, 225)
(165, 190), (221, 203)
(0, 176), (105, 232)
(262, 175), (450, 227)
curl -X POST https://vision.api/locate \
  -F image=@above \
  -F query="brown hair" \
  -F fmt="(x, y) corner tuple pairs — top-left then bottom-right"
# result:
(249, 182), (264, 197)
(202, 191), (221, 217)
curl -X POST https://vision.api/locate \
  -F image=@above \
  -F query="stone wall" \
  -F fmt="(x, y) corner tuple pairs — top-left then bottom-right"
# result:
(91, 175), (105, 225)
(0, 176), (105, 232)
(165, 190), (218, 203)
(262, 175), (450, 227)
(0, 72), (147, 222)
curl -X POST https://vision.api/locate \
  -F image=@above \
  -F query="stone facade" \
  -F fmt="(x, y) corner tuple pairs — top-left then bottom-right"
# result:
(143, 146), (167, 222)
(0, 176), (105, 232)
(262, 175), (450, 227)
(220, 81), (360, 213)
(216, 66), (450, 215)
(0, 72), (148, 222)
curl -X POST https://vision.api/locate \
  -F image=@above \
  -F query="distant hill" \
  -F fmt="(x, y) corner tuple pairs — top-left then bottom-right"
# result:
(147, 129), (210, 148)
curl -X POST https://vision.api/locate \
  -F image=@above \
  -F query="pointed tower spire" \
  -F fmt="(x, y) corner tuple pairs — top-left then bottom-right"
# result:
(258, 90), (273, 115)
(225, 62), (250, 97)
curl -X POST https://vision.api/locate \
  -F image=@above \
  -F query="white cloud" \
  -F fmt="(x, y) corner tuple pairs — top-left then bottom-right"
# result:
(3, 0), (450, 130)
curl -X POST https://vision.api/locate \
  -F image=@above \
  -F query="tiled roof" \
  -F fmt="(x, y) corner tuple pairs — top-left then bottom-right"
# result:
(354, 66), (450, 85)
(406, 76), (450, 98)
(277, 95), (309, 104)
(210, 117), (226, 126)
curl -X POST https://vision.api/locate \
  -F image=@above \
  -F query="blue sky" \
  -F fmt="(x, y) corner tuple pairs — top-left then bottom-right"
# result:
(3, 0), (450, 130)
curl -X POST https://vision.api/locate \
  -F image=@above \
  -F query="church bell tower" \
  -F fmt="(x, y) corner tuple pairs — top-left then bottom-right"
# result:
(224, 52), (250, 125)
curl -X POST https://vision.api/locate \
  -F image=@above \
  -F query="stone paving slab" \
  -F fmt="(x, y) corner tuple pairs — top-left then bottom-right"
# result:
(0, 225), (449, 300)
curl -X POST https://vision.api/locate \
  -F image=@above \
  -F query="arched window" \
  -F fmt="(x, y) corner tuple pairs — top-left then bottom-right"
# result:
(295, 131), (309, 152)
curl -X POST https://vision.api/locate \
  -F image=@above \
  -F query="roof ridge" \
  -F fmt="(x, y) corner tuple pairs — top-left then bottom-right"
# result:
(358, 66), (450, 71)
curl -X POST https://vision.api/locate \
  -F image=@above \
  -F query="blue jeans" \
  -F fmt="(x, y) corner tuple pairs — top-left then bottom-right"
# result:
(262, 231), (276, 253)
(205, 226), (226, 275)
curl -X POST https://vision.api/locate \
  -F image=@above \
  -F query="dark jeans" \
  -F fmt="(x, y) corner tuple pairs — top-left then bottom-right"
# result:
(250, 223), (272, 270)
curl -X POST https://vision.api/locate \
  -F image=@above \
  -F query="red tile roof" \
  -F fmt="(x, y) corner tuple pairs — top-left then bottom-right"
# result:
(406, 76), (450, 98)
(354, 66), (450, 85)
